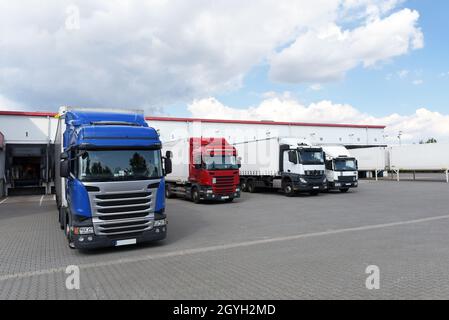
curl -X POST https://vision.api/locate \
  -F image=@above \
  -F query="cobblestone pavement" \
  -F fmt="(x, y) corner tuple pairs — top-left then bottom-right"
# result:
(1, 180), (449, 299)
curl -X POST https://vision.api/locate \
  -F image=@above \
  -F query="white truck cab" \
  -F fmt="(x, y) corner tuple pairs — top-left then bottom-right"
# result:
(322, 146), (358, 193)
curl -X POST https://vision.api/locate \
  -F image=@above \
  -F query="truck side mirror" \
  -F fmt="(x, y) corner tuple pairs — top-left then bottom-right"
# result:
(60, 151), (69, 160)
(237, 156), (242, 169)
(164, 157), (172, 175)
(165, 150), (173, 159)
(60, 159), (70, 178)
(194, 164), (201, 170)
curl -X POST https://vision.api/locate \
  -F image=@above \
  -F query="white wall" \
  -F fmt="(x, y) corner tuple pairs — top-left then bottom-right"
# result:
(0, 115), (53, 144)
(0, 114), (385, 147)
(149, 120), (385, 146)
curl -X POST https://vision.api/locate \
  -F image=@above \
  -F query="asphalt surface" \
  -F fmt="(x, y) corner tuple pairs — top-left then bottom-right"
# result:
(0, 180), (449, 299)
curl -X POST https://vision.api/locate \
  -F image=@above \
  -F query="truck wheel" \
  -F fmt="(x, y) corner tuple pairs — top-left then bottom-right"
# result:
(340, 188), (349, 193)
(283, 181), (295, 197)
(191, 188), (201, 204)
(59, 207), (65, 230)
(165, 184), (175, 199)
(241, 179), (248, 192)
(65, 214), (76, 249)
(247, 180), (256, 193)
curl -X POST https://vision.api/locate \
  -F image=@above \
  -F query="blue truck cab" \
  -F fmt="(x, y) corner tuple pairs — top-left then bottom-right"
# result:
(54, 107), (171, 249)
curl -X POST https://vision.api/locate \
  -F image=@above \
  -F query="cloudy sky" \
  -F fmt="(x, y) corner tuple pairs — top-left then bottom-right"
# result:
(1, 0), (448, 143)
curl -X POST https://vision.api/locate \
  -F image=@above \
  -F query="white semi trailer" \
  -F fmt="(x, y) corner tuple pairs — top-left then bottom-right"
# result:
(234, 137), (327, 196)
(321, 146), (358, 192)
(389, 144), (449, 182)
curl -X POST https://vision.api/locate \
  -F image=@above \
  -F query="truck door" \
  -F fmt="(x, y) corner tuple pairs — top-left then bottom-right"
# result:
(325, 160), (335, 182)
(283, 150), (299, 174)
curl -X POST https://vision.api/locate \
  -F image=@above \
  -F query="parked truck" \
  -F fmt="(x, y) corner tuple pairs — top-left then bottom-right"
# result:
(55, 107), (171, 249)
(163, 137), (241, 203)
(234, 137), (327, 196)
(321, 145), (358, 192)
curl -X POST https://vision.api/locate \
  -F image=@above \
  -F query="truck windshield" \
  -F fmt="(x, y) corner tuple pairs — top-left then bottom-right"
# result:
(334, 159), (357, 171)
(299, 150), (324, 164)
(78, 149), (162, 182)
(203, 155), (239, 170)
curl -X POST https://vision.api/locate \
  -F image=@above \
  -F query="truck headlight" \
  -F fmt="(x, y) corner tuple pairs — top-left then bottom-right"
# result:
(323, 177), (328, 183)
(206, 189), (213, 194)
(300, 178), (307, 183)
(154, 219), (167, 227)
(235, 188), (240, 192)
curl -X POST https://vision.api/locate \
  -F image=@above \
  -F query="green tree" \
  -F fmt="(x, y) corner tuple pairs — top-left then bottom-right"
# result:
(419, 138), (437, 144)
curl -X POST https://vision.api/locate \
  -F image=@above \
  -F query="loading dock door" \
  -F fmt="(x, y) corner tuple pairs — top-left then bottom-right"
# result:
(11, 156), (41, 187)
(6, 145), (47, 193)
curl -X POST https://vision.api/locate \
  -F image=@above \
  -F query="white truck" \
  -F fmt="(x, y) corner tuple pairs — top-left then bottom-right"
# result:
(322, 145), (358, 193)
(234, 137), (327, 196)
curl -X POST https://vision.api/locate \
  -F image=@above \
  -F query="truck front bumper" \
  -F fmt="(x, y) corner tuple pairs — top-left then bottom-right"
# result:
(199, 187), (241, 201)
(71, 225), (167, 250)
(328, 181), (358, 190)
(293, 181), (327, 192)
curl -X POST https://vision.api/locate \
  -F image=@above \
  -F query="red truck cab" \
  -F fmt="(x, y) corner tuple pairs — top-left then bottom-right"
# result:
(188, 137), (240, 202)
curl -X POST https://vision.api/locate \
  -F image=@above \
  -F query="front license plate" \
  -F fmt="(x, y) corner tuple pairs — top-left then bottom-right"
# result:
(313, 186), (319, 189)
(221, 196), (230, 200)
(346, 183), (352, 186)
(115, 239), (137, 247)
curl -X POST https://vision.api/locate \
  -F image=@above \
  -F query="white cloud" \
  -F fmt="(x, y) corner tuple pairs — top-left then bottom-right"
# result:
(0, 1), (423, 110)
(412, 79), (423, 85)
(398, 69), (410, 79)
(269, 8), (423, 83)
(309, 84), (323, 91)
(0, 95), (25, 111)
(188, 96), (449, 143)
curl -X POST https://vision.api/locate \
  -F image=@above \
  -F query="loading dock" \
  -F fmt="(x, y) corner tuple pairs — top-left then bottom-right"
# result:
(4, 144), (53, 196)
(0, 110), (387, 196)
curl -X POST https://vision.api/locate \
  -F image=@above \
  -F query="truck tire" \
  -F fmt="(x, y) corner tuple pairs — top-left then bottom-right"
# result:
(165, 184), (175, 198)
(340, 188), (349, 193)
(59, 207), (65, 230)
(283, 181), (295, 197)
(241, 179), (248, 192)
(247, 179), (256, 193)
(191, 187), (201, 204)
(65, 213), (76, 249)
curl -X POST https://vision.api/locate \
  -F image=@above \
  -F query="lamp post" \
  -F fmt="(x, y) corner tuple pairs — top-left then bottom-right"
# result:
(398, 131), (403, 146)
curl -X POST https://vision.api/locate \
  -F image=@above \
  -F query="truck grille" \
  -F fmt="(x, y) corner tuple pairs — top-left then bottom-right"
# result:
(305, 170), (324, 176)
(338, 176), (356, 183)
(93, 191), (153, 236)
(304, 175), (324, 185)
(213, 176), (235, 195)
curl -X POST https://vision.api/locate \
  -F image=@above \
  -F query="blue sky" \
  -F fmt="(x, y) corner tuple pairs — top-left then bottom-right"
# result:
(200, 0), (449, 118)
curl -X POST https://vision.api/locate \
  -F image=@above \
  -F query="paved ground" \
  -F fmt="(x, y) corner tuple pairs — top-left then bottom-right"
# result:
(0, 180), (449, 299)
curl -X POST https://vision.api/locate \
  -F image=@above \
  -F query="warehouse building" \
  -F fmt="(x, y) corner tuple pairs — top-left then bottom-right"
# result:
(0, 110), (386, 196)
